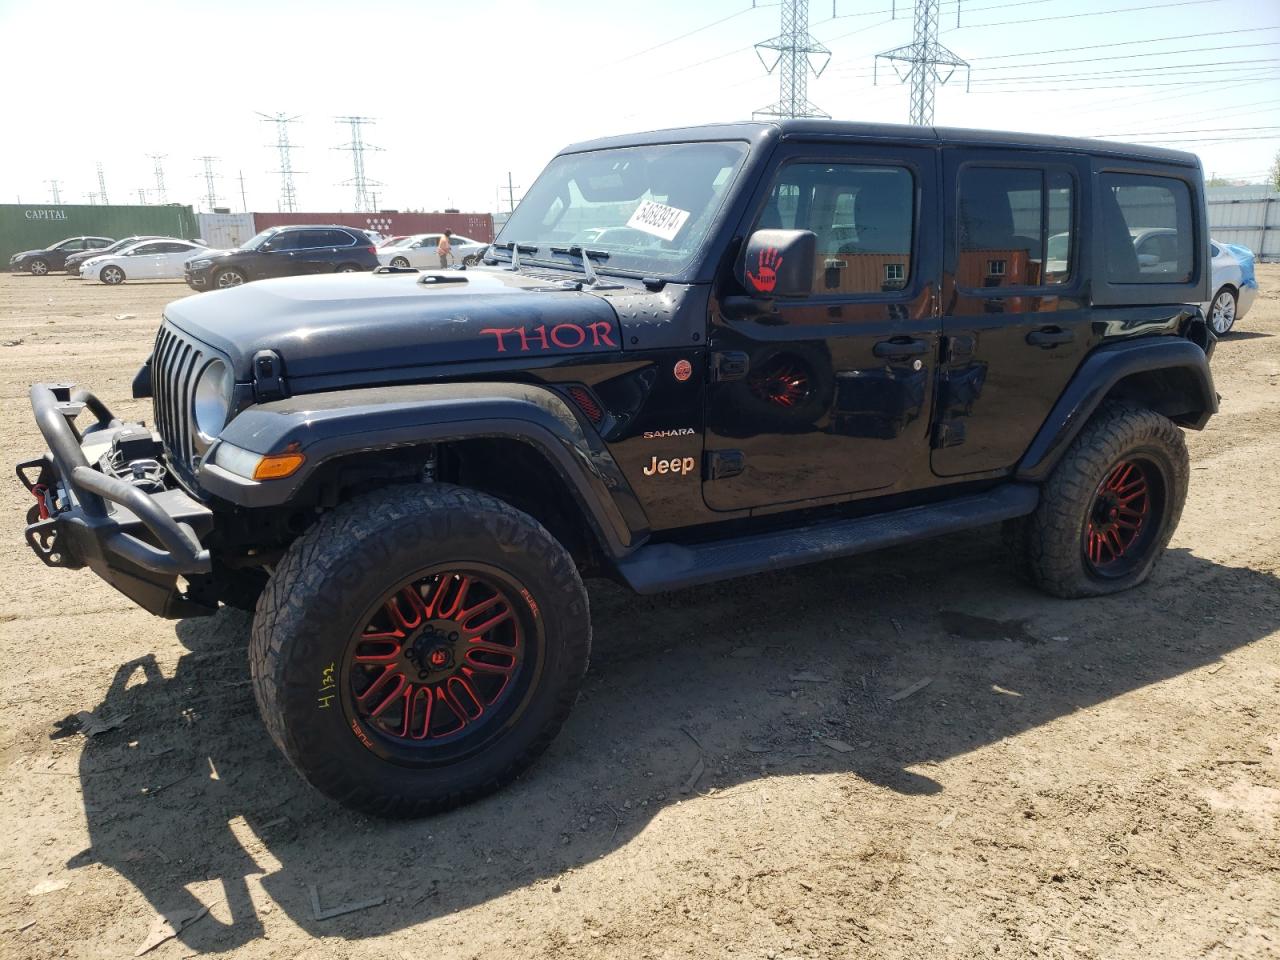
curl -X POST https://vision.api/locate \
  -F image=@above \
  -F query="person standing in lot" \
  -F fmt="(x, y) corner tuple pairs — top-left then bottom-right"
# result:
(437, 230), (453, 268)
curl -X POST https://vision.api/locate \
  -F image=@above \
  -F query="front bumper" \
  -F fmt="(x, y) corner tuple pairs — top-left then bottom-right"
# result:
(18, 383), (216, 618)
(184, 269), (210, 289)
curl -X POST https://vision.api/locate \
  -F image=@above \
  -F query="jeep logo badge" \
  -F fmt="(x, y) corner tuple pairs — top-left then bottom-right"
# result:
(643, 456), (697, 477)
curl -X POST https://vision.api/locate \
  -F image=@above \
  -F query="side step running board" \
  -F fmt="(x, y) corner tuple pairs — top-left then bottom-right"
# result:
(616, 483), (1039, 594)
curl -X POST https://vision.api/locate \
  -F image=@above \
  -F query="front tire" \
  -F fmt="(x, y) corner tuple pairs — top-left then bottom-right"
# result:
(1006, 404), (1188, 598)
(214, 268), (246, 289)
(249, 484), (591, 818)
(100, 264), (126, 285)
(1209, 286), (1237, 335)
(29, 258), (49, 276)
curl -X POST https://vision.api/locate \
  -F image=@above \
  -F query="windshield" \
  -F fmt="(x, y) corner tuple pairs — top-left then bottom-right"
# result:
(242, 229), (277, 251)
(496, 140), (749, 277)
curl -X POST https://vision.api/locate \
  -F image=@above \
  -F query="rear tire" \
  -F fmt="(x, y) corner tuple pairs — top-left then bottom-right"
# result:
(390, 256), (410, 269)
(1006, 404), (1188, 598)
(249, 484), (591, 818)
(337, 263), (361, 273)
(1209, 286), (1237, 336)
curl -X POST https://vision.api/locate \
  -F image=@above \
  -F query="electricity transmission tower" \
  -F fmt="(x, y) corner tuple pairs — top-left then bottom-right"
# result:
(334, 116), (384, 213)
(46, 180), (62, 205)
(148, 154), (168, 204)
(502, 172), (521, 215)
(137, 187), (149, 204)
(257, 112), (303, 212)
(875, 0), (970, 125)
(96, 162), (110, 205)
(196, 156), (222, 210)
(753, 0), (831, 120)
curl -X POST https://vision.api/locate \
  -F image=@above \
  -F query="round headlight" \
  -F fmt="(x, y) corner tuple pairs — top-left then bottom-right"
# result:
(193, 358), (233, 443)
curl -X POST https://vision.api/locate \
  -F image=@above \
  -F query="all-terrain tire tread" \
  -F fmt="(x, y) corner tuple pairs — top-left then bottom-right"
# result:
(249, 483), (590, 818)
(1009, 403), (1189, 598)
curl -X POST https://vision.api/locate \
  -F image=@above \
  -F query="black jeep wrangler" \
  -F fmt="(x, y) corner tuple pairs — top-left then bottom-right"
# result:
(19, 122), (1216, 817)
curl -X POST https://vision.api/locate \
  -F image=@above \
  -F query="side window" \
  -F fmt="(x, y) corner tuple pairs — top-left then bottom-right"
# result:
(754, 162), (915, 295)
(957, 166), (1075, 289)
(156, 242), (193, 253)
(1099, 172), (1194, 284)
(327, 230), (358, 247)
(89, 238), (111, 248)
(132, 243), (163, 255)
(265, 232), (299, 251)
(60, 239), (86, 251)
(295, 230), (330, 249)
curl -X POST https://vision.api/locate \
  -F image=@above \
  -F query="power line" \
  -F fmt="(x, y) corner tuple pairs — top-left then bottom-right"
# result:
(618, 4), (761, 62)
(834, 39), (1280, 74)
(946, 0), (1227, 31)
(965, 24), (1280, 60)
(1092, 125), (1280, 136)
(968, 60), (1280, 84)
(754, 0), (832, 119)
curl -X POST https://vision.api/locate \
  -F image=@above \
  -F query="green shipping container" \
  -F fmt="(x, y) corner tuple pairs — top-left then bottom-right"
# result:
(0, 203), (200, 265)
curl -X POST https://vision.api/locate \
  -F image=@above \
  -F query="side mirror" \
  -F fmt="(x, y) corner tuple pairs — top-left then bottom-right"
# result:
(736, 229), (815, 298)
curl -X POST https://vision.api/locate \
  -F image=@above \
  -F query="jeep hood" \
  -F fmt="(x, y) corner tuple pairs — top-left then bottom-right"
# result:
(162, 268), (623, 384)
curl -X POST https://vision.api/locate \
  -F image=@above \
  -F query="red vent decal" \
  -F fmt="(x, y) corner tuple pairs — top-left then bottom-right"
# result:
(567, 386), (604, 424)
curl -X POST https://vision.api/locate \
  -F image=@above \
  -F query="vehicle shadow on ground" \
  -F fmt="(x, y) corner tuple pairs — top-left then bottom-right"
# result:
(65, 531), (1279, 951)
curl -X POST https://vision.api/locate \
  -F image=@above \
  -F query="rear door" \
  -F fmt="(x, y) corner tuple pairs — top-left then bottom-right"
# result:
(155, 241), (198, 278)
(703, 142), (941, 512)
(931, 149), (1091, 476)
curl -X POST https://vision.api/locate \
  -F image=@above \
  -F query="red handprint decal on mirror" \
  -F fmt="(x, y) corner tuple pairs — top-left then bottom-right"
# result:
(746, 247), (783, 293)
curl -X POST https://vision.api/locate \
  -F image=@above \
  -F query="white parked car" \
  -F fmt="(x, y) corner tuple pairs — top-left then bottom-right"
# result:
(1206, 238), (1258, 335)
(80, 238), (208, 285)
(376, 233), (489, 269)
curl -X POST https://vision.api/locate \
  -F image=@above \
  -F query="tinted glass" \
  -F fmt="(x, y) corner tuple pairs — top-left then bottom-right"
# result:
(132, 243), (163, 254)
(958, 166), (1075, 289)
(756, 162), (915, 294)
(155, 242), (193, 253)
(58, 238), (86, 251)
(1099, 172), (1194, 284)
(88, 238), (112, 248)
(264, 232), (301, 251)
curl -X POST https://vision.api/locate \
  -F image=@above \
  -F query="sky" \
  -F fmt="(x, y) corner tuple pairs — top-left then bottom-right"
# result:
(1, 0), (1277, 215)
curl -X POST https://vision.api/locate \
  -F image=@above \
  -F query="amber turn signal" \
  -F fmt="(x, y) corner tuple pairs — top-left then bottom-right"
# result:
(252, 452), (306, 480)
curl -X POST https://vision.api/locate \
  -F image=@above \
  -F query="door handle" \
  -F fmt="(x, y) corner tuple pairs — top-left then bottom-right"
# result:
(873, 337), (929, 360)
(1026, 327), (1074, 348)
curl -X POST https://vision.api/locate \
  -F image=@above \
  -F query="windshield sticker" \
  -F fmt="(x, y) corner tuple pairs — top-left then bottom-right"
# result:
(626, 200), (691, 242)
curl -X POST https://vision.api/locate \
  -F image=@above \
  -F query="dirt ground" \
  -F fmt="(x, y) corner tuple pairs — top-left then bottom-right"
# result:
(0, 268), (1276, 960)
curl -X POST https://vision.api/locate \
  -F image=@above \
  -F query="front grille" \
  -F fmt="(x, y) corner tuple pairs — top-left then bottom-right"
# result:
(151, 322), (211, 488)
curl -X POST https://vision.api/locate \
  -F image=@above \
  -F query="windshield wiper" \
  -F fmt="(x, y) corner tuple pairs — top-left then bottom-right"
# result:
(549, 245), (612, 285)
(492, 241), (537, 273)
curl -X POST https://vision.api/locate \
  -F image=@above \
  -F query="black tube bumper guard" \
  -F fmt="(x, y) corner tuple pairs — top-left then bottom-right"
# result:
(18, 383), (216, 618)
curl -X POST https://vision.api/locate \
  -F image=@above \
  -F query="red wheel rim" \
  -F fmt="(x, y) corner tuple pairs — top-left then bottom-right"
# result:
(1084, 459), (1154, 574)
(345, 569), (530, 752)
(748, 360), (811, 408)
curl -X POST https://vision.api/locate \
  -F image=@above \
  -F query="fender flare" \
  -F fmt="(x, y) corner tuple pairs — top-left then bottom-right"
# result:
(197, 381), (649, 558)
(1015, 337), (1217, 483)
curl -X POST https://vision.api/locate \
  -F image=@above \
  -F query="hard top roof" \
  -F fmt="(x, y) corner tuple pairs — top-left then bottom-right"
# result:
(562, 119), (1199, 167)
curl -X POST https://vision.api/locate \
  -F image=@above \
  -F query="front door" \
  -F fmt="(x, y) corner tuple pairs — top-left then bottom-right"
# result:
(931, 150), (1092, 476)
(703, 144), (941, 512)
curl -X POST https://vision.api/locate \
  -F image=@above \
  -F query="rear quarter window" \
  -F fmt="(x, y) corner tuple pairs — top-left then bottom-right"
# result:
(1099, 172), (1195, 284)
